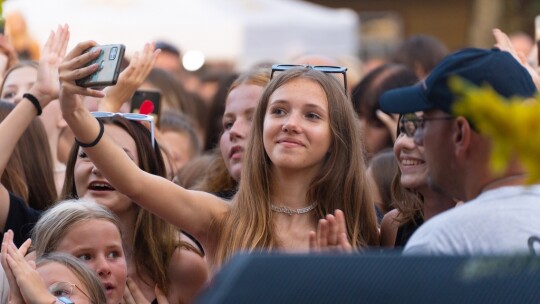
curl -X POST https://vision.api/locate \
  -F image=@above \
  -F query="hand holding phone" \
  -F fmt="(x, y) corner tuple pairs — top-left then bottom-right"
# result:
(76, 44), (125, 88)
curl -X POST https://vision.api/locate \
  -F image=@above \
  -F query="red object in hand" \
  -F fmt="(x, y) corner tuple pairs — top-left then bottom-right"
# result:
(139, 100), (155, 115)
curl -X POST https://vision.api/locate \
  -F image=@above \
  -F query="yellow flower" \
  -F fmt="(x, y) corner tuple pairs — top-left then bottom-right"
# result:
(450, 77), (540, 183)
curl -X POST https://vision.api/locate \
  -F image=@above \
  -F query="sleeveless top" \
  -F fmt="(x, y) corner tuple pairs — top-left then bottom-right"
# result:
(394, 214), (424, 248)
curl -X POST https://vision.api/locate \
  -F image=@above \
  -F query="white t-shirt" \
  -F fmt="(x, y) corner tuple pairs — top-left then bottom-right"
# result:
(404, 185), (540, 255)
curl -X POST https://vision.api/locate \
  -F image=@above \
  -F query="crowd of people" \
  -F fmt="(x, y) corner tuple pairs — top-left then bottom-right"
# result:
(0, 17), (539, 304)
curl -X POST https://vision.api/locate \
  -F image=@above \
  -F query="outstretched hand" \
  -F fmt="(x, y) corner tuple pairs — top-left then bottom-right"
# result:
(59, 40), (106, 116)
(309, 210), (353, 253)
(28, 24), (70, 108)
(100, 42), (160, 112)
(493, 28), (540, 91)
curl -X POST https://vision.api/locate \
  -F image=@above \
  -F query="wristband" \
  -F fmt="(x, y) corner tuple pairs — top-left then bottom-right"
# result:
(75, 119), (105, 148)
(22, 93), (43, 116)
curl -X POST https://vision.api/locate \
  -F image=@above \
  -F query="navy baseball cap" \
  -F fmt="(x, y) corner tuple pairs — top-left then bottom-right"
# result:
(379, 48), (537, 114)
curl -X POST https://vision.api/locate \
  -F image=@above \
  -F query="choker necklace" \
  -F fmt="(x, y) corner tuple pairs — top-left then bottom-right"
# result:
(271, 202), (318, 215)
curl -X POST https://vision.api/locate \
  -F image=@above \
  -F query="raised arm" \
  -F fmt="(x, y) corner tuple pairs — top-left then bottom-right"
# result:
(493, 28), (540, 91)
(59, 42), (229, 251)
(98, 43), (160, 112)
(0, 25), (69, 229)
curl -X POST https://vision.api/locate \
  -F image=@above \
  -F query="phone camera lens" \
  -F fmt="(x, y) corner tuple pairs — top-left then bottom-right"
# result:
(109, 47), (118, 60)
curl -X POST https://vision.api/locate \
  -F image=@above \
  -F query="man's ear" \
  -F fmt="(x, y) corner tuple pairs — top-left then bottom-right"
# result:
(453, 116), (471, 156)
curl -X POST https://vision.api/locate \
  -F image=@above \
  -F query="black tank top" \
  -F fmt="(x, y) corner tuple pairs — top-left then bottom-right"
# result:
(394, 215), (424, 247)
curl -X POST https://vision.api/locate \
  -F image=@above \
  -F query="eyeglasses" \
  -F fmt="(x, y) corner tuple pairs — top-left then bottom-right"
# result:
(48, 281), (91, 301)
(91, 112), (155, 148)
(270, 64), (348, 94)
(398, 113), (454, 137)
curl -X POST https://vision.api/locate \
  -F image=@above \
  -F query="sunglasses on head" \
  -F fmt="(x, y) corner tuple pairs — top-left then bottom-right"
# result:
(91, 112), (155, 148)
(270, 64), (348, 94)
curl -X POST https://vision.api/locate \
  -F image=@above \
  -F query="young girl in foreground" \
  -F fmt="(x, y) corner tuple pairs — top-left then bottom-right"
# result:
(60, 42), (379, 267)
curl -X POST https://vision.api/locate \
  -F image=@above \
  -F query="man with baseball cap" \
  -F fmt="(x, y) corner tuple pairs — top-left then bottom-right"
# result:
(379, 48), (540, 255)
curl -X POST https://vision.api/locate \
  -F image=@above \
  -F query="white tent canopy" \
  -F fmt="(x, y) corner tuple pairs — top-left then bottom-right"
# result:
(3, 0), (359, 69)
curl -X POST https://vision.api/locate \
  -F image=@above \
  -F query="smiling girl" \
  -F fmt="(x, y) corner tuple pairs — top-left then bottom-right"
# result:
(59, 44), (379, 268)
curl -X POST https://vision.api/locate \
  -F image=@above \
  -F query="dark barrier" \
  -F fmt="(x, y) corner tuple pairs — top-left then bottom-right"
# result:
(197, 252), (540, 304)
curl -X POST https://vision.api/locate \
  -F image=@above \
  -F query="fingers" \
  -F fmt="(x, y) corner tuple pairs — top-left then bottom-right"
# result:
(308, 231), (317, 252)
(51, 24), (70, 59)
(338, 232), (353, 253)
(64, 40), (98, 62)
(493, 28), (513, 49)
(326, 214), (338, 245)
(120, 42), (158, 84)
(124, 277), (150, 304)
(1, 230), (13, 268)
(154, 285), (169, 304)
(58, 25), (70, 59)
(335, 209), (347, 236)
(317, 219), (329, 249)
(310, 210), (353, 254)
(376, 110), (399, 141)
(18, 239), (32, 257)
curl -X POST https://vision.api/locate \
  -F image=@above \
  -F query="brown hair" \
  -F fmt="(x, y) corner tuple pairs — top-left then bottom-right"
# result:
(32, 199), (123, 258)
(392, 34), (449, 77)
(61, 116), (180, 293)
(36, 252), (107, 304)
(191, 149), (237, 195)
(390, 168), (423, 225)
(213, 67), (380, 265)
(160, 109), (201, 158)
(368, 149), (399, 214)
(196, 68), (271, 193)
(0, 61), (39, 93)
(0, 101), (57, 209)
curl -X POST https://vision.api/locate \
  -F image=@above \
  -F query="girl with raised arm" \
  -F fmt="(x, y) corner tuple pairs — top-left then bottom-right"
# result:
(60, 46), (379, 267)
(0, 25), (69, 246)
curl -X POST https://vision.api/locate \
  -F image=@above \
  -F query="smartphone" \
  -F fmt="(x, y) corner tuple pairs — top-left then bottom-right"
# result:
(130, 90), (162, 126)
(76, 44), (125, 88)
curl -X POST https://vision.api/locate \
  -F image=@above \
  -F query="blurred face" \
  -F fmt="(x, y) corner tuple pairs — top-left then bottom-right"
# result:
(394, 113), (428, 190)
(359, 117), (391, 159)
(74, 124), (138, 215)
(154, 52), (182, 74)
(161, 130), (194, 172)
(1, 65), (64, 137)
(220, 84), (264, 181)
(263, 78), (331, 174)
(55, 219), (127, 304)
(413, 109), (455, 195)
(37, 261), (92, 304)
(1, 66), (37, 104)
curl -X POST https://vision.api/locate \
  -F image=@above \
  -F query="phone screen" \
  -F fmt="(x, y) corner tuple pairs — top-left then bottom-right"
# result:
(130, 90), (162, 127)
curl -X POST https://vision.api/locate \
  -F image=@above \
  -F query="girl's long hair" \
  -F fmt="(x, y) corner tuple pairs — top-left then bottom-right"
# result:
(213, 67), (380, 265)
(61, 116), (191, 294)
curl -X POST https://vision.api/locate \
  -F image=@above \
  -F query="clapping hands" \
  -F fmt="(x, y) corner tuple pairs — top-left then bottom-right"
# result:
(309, 209), (353, 253)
